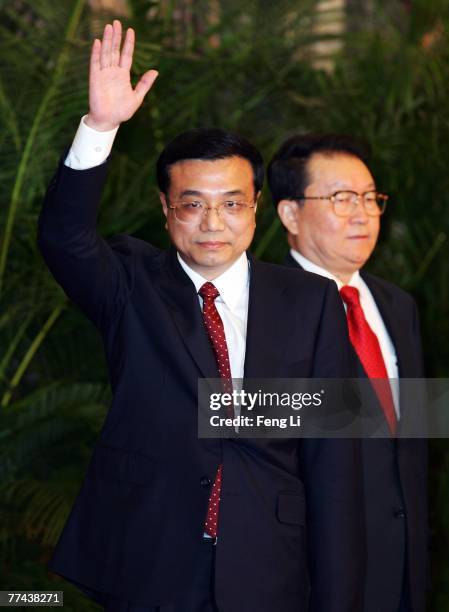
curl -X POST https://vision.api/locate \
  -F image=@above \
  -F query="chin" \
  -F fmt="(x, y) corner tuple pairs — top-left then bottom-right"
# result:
(348, 255), (370, 269)
(193, 255), (228, 272)
(202, 251), (227, 264)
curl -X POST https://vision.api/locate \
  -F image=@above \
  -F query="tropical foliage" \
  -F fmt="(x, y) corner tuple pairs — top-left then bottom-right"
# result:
(0, 0), (448, 609)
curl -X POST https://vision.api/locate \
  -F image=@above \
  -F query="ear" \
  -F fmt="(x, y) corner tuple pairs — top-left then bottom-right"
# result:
(160, 193), (169, 230)
(277, 199), (299, 235)
(160, 192), (168, 217)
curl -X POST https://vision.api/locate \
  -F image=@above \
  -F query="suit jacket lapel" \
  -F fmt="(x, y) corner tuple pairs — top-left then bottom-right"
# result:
(361, 272), (415, 377)
(284, 252), (299, 269)
(244, 255), (288, 378)
(156, 248), (219, 379)
(361, 273), (424, 435)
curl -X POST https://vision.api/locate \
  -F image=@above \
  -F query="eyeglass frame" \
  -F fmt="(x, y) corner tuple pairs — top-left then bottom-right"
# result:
(293, 190), (389, 217)
(166, 198), (257, 223)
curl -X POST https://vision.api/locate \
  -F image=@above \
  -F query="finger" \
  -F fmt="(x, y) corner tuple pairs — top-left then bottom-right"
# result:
(90, 38), (101, 75)
(111, 19), (122, 66)
(119, 27), (135, 71)
(100, 23), (113, 69)
(134, 69), (159, 102)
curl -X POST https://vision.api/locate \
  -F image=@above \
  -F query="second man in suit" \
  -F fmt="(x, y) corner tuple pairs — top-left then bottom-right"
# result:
(268, 133), (428, 612)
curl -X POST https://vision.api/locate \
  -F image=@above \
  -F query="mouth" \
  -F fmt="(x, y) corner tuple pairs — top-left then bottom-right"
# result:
(347, 235), (369, 240)
(197, 241), (228, 250)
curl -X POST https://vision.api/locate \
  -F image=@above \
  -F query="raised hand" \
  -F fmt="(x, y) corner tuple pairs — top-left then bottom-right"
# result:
(85, 20), (158, 132)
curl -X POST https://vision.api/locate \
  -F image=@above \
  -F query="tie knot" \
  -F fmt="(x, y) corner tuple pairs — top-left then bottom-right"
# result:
(340, 285), (361, 309)
(199, 281), (220, 301)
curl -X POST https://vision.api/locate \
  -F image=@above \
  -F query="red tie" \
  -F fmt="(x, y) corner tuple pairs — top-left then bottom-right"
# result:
(199, 281), (233, 538)
(340, 285), (397, 435)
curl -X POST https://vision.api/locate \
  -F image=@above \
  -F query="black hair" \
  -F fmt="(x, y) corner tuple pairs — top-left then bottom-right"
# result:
(267, 133), (371, 207)
(156, 127), (264, 196)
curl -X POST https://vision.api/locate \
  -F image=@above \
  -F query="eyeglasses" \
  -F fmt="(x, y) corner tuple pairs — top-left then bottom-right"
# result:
(167, 199), (256, 224)
(295, 190), (388, 217)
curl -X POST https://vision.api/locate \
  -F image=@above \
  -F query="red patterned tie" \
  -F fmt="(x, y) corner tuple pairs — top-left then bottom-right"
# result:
(340, 285), (397, 435)
(199, 281), (233, 538)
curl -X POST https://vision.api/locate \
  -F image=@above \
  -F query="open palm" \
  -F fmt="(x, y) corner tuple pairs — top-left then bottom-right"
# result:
(86, 20), (158, 131)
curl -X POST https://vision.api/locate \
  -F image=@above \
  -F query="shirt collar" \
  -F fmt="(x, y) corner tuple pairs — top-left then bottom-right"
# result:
(289, 249), (361, 290)
(177, 252), (249, 310)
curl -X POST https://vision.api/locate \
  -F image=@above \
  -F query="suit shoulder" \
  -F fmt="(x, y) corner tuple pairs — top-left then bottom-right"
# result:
(107, 234), (162, 259)
(254, 259), (334, 293)
(361, 271), (417, 307)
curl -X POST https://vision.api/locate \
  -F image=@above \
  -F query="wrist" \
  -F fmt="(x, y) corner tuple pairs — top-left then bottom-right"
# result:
(84, 114), (120, 132)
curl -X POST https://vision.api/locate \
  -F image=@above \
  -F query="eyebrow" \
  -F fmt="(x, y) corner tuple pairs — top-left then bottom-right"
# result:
(179, 189), (246, 198)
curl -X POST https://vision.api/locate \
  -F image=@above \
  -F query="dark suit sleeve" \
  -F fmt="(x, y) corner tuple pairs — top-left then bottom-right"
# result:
(37, 157), (134, 330)
(300, 280), (364, 612)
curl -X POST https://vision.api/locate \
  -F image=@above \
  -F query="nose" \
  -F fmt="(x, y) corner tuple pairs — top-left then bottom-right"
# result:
(199, 206), (225, 232)
(350, 196), (370, 223)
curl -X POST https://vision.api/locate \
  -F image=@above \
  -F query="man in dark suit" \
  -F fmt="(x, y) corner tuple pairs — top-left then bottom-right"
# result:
(268, 133), (428, 612)
(38, 21), (363, 612)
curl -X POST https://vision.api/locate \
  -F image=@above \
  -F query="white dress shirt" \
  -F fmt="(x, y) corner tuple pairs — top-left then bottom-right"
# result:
(290, 249), (400, 416)
(65, 115), (118, 170)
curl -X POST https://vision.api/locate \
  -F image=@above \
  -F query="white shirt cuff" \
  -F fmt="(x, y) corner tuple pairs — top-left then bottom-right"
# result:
(64, 115), (119, 170)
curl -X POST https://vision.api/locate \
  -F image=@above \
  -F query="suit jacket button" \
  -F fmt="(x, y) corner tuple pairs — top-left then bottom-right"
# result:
(200, 476), (211, 487)
(394, 507), (406, 518)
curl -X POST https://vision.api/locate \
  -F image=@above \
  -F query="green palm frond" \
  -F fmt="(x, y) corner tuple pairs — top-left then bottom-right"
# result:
(4, 479), (72, 548)
(0, 0), (85, 293)
(0, 382), (108, 482)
